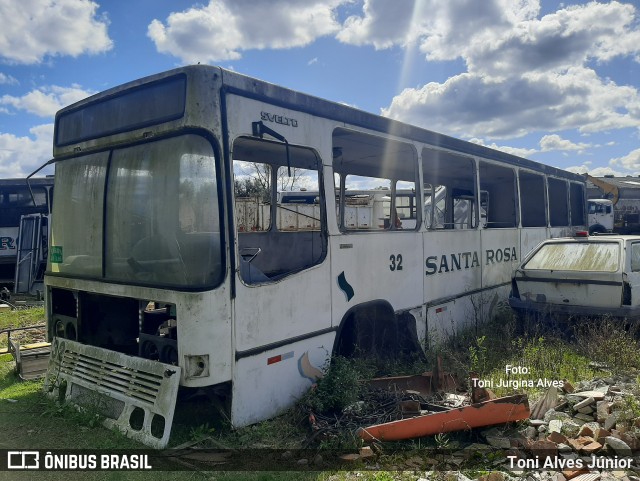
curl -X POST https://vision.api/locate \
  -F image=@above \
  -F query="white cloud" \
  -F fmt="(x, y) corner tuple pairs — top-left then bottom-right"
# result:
(0, 124), (54, 178)
(539, 134), (590, 152)
(0, 73), (18, 85)
(336, 1), (640, 140)
(337, 0), (423, 48)
(1, 85), (93, 117)
(0, 0), (112, 64)
(148, 0), (347, 63)
(610, 148), (640, 172)
(382, 66), (640, 139)
(468, 137), (537, 158)
(565, 163), (629, 177)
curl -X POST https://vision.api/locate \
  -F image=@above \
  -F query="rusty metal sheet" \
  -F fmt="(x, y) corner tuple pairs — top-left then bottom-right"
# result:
(358, 394), (530, 442)
(367, 358), (459, 397)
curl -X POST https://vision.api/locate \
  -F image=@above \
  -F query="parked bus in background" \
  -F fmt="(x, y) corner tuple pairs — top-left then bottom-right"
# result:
(43, 65), (586, 447)
(0, 177), (53, 291)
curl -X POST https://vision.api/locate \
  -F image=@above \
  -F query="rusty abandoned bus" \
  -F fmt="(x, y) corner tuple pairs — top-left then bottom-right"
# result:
(43, 65), (586, 447)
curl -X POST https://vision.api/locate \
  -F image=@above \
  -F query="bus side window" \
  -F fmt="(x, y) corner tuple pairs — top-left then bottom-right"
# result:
(333, 128), (418, 232)
(548, 177), (569, 227)
(233, 137), (326, 284)
(480, 161), (517, 228)
(423, 149), (476, 230)
(519, 170), (546, 227)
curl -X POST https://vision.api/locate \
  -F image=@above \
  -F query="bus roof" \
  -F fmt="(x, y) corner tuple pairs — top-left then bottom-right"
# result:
(55, 64), (582, 183)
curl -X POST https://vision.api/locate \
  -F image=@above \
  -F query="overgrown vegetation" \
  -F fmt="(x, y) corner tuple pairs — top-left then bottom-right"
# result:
(1, 305), (639, 479)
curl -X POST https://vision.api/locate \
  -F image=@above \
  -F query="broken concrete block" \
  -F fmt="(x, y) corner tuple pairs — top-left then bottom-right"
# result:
(604, 412), (619, 431)
(596, 428), (611, 444)
(574, 413), (596, 422)
(561, 420), (582, 438)
(550, 419), (563, 433)
(577, 406), (595, 415)
(574, 397), (596, 410)
(572, 391), (606, 401)
(529, 439), (558, 457)
(596, 401), (611, 422)
(578, 422), (600, 439)
(567, 436), (595, 451)
(545, 409), (572, 423)
(604, 436), (632, 457)
(579, 441), (603, 454)
(548, 431), (568, 444)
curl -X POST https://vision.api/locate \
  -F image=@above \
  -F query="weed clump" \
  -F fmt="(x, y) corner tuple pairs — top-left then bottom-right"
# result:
(303, 356), (368, 414)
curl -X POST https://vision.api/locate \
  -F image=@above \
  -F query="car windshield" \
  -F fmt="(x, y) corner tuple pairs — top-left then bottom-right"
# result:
(523, 242), (620, 272)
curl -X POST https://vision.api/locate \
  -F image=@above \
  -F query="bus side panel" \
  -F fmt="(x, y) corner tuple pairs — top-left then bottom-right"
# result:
(479, 229), (520, 288)
(520, 227), (549, 260)
(423, 230), (482, 337)
(231, 332), (334, 427)
(329, 232), (424, 326)
(233, 264), (333, 353)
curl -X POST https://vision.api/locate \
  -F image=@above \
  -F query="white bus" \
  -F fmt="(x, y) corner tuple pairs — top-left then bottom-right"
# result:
(43, 65), (586, 447)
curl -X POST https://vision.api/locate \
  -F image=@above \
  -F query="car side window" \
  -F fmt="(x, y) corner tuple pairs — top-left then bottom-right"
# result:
(632, 243), (640, 272)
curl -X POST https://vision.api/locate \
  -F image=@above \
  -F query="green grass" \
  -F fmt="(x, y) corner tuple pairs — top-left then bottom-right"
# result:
(0, 306), (45, 350)
(1, 307), (639, 480)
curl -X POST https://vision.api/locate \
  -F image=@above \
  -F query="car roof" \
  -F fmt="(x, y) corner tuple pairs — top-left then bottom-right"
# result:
(543, 235), (640, 243)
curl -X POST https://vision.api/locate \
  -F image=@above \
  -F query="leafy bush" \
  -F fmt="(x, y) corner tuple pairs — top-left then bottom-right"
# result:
(303, 356), (367, 414)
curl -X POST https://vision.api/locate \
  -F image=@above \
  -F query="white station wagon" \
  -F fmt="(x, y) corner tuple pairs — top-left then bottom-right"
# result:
(509, 233), (640, 321)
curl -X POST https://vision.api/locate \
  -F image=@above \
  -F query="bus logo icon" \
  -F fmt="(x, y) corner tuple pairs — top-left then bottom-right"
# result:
(7, 451), (39, 469)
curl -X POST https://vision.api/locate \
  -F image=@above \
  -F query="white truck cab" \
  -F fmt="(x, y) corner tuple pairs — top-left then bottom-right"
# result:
(587, 198), (614, 234)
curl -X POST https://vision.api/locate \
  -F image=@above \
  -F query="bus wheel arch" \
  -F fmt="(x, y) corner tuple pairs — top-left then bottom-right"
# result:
(333, 300), (424, 359)
(589, 224), (606, 235)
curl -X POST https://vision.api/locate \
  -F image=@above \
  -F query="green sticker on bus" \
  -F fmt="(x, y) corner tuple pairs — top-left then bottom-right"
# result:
(50, 246), (63, 263)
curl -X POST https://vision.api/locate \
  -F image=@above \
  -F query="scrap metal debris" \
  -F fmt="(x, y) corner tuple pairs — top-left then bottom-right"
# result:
(306, 361), (530, 445)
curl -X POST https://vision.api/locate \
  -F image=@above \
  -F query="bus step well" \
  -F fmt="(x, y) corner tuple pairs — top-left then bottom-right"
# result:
(44, 337), (181, 449)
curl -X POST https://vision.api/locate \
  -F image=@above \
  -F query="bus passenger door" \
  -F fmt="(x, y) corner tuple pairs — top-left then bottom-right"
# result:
(230, 136), (332, 427)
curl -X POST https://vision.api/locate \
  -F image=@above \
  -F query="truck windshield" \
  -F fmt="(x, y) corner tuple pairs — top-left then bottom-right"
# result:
(524, 242), (620, 272)
(50, 134), (223, 288)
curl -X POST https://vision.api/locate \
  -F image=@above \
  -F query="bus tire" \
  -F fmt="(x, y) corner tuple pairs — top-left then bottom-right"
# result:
(589, 224), (606, 235)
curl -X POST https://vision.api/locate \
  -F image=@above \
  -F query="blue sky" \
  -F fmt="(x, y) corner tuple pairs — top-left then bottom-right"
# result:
(1, 0), (640, 178)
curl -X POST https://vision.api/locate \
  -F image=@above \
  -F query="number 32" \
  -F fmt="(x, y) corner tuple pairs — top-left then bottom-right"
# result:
(389, 254), (403, 271)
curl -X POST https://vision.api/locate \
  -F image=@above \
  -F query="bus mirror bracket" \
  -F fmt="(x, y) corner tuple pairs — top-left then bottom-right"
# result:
(25, 158), (57, 208)
(252, 121), (292, 177)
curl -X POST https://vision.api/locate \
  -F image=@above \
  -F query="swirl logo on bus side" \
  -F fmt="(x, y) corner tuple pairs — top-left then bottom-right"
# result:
(425, 246), (517, 276)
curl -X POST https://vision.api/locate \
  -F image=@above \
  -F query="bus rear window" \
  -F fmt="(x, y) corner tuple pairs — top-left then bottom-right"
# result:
(524, 242), (620, 272)
(55, 74), (186, 146)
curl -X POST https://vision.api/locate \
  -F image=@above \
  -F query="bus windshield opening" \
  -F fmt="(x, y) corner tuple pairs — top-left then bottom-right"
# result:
(50, 134), (223, 288)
